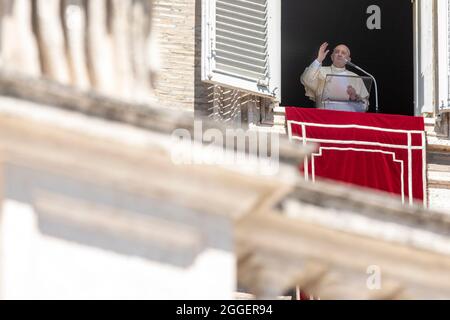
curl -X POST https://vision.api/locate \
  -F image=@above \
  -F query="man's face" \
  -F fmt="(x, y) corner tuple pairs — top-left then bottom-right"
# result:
(331, 45), (351, 68)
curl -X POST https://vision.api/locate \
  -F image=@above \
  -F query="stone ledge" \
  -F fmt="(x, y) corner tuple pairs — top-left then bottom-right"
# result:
(427, 135), (450, 152)
(0, 71), (194, 135)
(428, 171), (450, 182)
(287, 178), (450, 230)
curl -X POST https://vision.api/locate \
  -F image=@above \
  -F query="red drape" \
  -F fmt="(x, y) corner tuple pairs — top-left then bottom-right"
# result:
(285, 107), (426, 204)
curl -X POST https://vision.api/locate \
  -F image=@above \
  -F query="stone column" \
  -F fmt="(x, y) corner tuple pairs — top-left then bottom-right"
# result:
(85, 0), (115, 94)
(61, 0), (90, 89)
(0, 0), (40, 76)
(111, 0), (134, 101)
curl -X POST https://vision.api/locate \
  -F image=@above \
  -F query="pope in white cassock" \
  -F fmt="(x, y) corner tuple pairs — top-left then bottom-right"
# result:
(301, 43), (370, 112)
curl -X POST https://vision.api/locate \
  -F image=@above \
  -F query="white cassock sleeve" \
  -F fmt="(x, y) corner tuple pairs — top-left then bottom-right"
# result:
(300, 60), (322, 101)
(355, 78), (370, 100)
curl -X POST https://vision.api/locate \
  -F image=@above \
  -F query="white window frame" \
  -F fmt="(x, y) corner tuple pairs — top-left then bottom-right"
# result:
(415, 0), (438, 115)
(437, 0), (449, 111)
(201, 0), (281, 102)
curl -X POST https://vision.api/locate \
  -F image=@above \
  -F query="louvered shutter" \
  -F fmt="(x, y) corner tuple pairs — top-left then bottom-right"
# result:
(202, 0), (281, 100)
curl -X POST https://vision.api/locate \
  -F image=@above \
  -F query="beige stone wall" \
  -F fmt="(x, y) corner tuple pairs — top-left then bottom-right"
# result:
(152, 0), (194, 109)
(152, 0), (210, 112)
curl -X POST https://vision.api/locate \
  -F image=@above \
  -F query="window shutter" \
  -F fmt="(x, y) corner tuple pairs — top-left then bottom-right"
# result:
(202, 0), (280, 100)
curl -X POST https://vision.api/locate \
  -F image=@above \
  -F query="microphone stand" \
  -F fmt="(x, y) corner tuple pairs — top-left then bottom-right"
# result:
(344, 59), (379, 113)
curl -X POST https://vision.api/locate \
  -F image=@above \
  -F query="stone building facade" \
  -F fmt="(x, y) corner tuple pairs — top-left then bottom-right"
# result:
(0, 0), (450, 300)
(152, 0), (278, 127)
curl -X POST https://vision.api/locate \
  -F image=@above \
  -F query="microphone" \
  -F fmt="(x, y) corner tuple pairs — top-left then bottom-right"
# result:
(344, 58), (379, 113)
